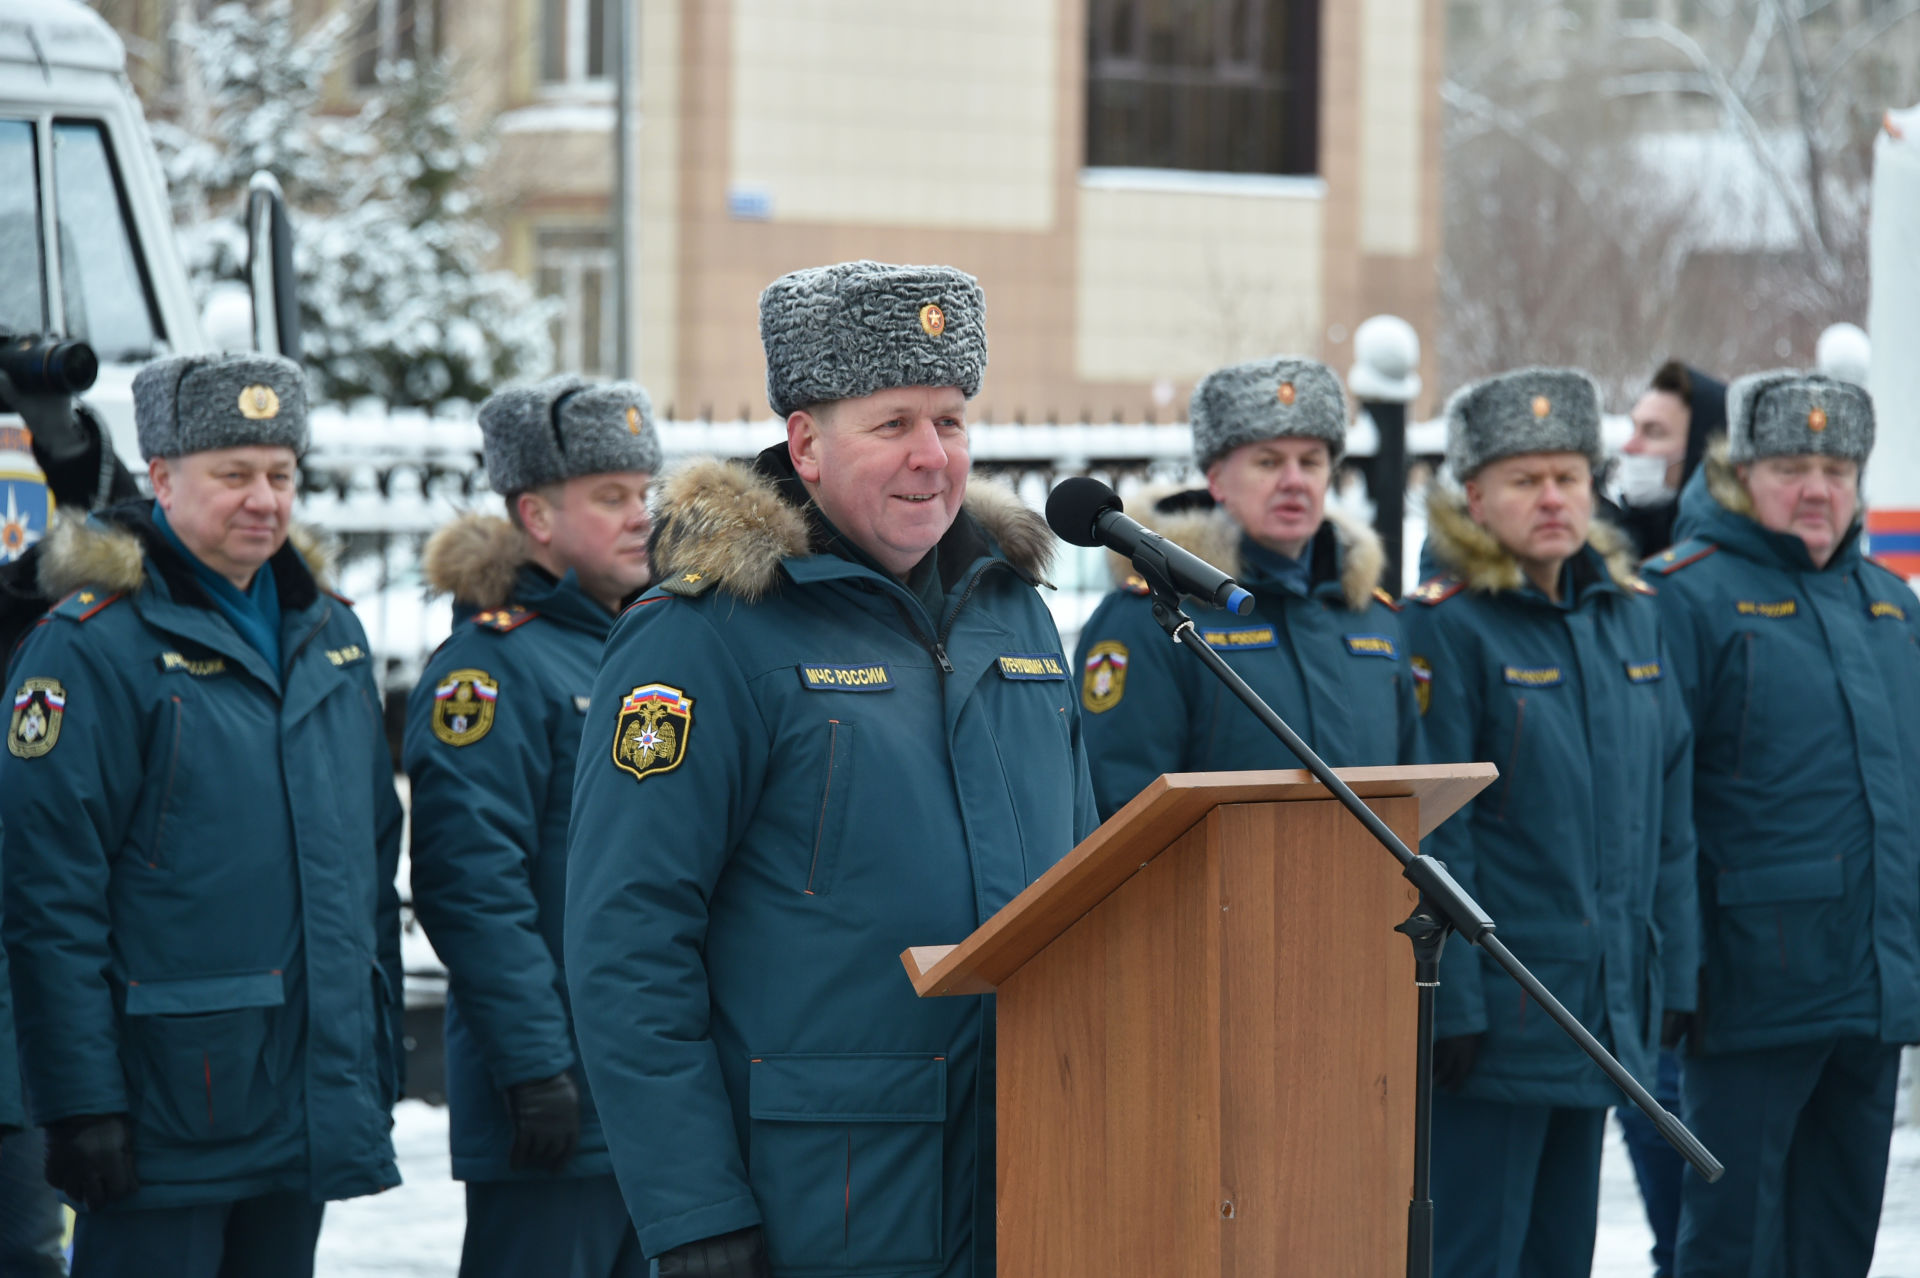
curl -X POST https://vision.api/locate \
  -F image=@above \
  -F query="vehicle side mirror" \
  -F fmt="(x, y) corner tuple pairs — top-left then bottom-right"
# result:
(246, 172), (302, 360)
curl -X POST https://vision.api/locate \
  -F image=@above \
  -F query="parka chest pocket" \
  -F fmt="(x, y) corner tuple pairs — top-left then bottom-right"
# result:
(122, 971), (284, 1145)
(804, 721), (856, 897)
(747, 1053), (947, 1274)
(1490, 664), (1564, 819)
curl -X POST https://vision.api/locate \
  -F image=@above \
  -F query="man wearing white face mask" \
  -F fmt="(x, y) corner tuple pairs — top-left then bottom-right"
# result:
(1609, 357), (1726, 1278)
(1613, 361), (1726, 560)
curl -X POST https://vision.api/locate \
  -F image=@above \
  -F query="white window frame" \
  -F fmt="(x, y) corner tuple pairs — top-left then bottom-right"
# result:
(539, 0), (613, 96)
(354, 0), (439, 87)
(536, 229), (616, 376)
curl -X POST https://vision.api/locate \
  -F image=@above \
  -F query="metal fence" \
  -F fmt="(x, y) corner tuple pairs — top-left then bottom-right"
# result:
(298, 407), (1459, 685)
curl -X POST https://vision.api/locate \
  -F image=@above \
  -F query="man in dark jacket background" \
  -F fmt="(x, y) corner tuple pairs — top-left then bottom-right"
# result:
(0, 370), (144, 1277)
(565, 261), (1099, 1278)
(1, 353), (404, 1278)
(1647, 371), (1920, 1278)
(1614, 360), (1726, 560)
(1611, 359), (1724, 1276)
(1074, 355), (1421, 820)
(406, 375), (659, 1278)
(1407, 367), (1697, 1278)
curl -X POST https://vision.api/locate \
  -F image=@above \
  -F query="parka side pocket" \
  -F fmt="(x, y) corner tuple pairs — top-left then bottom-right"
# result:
(747, 1053), (946, 1274)
(804, 721), (855, 897)
(123, 972), (284, 1144)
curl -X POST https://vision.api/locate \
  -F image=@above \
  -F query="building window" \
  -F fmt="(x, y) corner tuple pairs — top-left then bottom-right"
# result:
(541, 0), (610, 86)
(353, 0), (443, 86)
(536, 227), (615, 376)
(1086, 0), (1320, 176)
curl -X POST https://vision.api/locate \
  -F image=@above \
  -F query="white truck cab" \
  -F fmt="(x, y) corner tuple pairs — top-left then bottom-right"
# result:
(0, 0), (293, 562)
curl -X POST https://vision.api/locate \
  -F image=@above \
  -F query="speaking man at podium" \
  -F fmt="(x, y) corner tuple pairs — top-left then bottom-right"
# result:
(564, 261), (1098, 1278)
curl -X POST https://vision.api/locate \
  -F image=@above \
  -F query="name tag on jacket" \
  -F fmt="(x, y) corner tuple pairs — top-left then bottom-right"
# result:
(997, 653), (1068, 680)
(798, 664), (895, 692)
(1343, 634), (1397, 659)
(1201, 626), (1277, 650)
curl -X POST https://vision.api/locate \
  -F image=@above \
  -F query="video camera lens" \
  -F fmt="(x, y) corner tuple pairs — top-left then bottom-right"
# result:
(0, 335), (99, 395)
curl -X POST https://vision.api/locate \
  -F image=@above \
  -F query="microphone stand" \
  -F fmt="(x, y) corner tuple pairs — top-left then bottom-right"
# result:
(1136, 570), (1721, 1278)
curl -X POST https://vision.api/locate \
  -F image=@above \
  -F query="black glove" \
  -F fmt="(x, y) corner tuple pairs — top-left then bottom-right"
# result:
(1660, 1010), (1694, 1052)
(657, 1227), (773, 1278)
(1432, 1033), (1483, 1093)
(506, 1071), (580, 1173)
(45, 1114), (139, 1209)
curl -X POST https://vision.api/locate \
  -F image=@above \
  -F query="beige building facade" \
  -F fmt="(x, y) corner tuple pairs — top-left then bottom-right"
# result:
(101, 0), (1446, 420)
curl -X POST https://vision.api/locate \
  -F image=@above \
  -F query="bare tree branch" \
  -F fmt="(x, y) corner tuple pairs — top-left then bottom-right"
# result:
(1618, 18), (1832, 276)
(1730, 0), (1776, 98)
(1601, 71), (1715, 98)
(1815, 0), (1920, 104)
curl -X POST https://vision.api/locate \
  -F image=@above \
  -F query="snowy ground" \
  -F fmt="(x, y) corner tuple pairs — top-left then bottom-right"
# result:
(316, 1095), (1920, 1277)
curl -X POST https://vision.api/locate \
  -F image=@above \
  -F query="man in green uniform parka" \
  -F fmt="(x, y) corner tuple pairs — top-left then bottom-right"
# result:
(564, 261), (1100, 1278)
(1406, 367), (1698, 1278)
(1073, 355), (1422, 819)
(1645, 371), (1920, 1278)
(0, 354), (404, 1277)
(406, 376), (660, 1278)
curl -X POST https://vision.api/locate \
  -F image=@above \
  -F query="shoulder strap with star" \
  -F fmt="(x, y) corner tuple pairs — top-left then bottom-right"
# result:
(658, 570), (716, 598)
(1372, 586), (1402, 612)
(1408, 576), (1465, 607)
(49, 588), (125, 623)
(1644, 538), (1719, 576)
(470, 605), (540, 633)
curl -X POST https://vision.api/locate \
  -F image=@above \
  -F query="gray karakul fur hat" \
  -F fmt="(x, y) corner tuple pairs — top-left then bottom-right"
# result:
(133, 353), (309, 461)
(759, 260), (987, 418)
(1190, 355), (1348, 471)
(1726, 369), (1873, 466)
(478, 375), (662, 496)
(1444, 366), (1605, 480)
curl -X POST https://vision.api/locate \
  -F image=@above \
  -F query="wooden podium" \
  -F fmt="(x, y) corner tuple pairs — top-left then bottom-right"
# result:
(902, 764), (1495, 1278)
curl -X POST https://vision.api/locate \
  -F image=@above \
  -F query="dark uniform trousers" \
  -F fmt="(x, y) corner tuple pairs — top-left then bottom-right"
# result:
(1676, 1038), (1901, 1278)
(1432, 1097), (1607, 1278)
(70, 1193), (325, 1278)
(461, 1178), (648, 1278)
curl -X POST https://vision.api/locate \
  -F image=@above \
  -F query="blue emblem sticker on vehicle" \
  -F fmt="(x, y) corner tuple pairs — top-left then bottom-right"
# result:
(798, 663), (895, 692)
(1200, 626), (1278, 651)
(1503, 666), (1564, 687)
(997, 653), (1068, 680)
(1343, 634), (1398, 658)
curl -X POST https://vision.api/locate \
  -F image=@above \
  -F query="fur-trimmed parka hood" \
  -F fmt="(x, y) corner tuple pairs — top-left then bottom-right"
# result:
(1424, 482), (1640, 594)
(1701, 437), (1754, 519)
(648, 446), (1055, 603)
(1105, 486), (1387, 613)
(36, 503), (334, 608)
(422, 513), (530, 611)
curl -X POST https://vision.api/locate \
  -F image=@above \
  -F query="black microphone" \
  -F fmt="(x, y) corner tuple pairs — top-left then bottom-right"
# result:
(1046, 476), (1254, 616)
